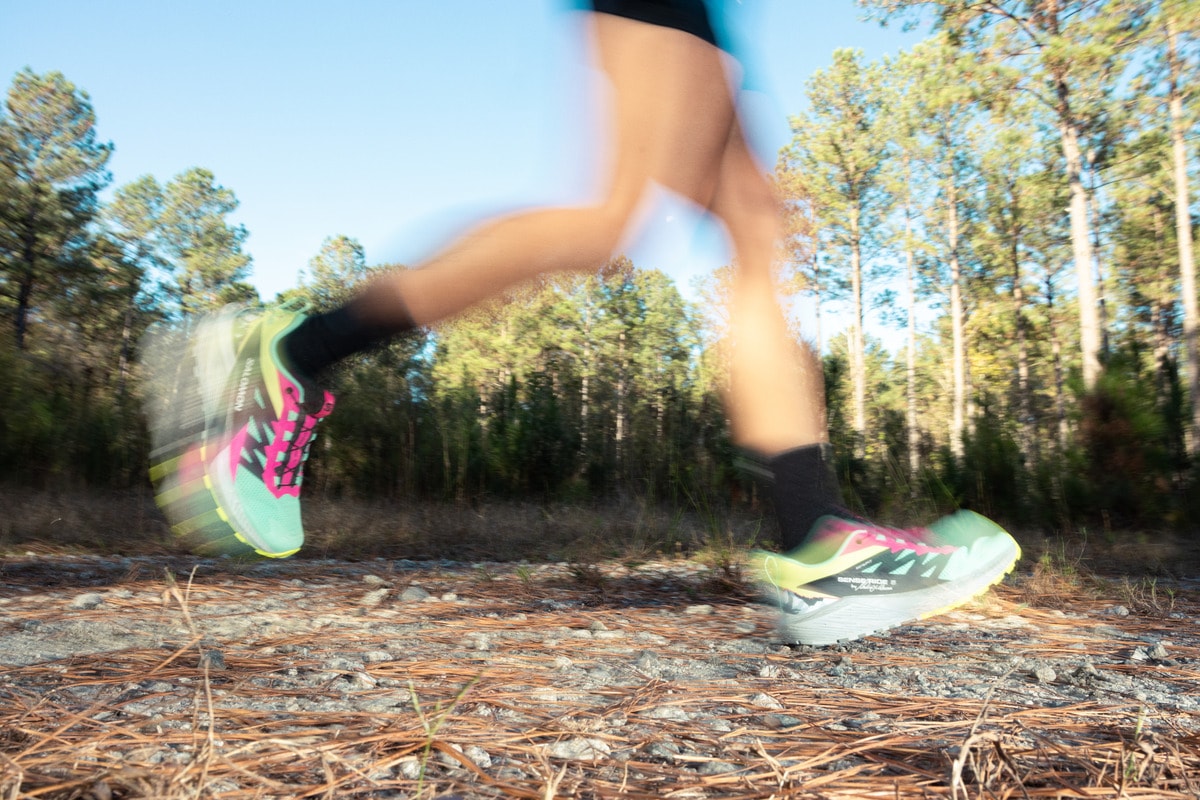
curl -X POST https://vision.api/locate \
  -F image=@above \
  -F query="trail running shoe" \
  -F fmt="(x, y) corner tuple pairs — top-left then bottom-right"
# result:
(144, 304), (334, 558)
(751, 511), (1020, 646)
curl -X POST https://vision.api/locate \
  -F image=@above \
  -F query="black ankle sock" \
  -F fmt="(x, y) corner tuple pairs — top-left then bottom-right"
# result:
(284, 300), (413, 380)
(769, 443), (846, 552)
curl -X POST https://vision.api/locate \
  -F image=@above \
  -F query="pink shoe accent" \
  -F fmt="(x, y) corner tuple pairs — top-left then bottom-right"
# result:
(818, 519), (956, 557)
(227, 426), (251, 479)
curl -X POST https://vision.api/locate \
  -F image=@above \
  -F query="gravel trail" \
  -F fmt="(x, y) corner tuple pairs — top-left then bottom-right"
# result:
(1, 554), (1198, 798)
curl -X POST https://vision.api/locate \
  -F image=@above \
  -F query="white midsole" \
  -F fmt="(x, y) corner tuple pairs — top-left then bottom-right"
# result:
(776, 542), (1020, 646)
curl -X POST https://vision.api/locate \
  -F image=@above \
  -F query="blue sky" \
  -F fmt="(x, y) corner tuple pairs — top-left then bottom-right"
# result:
(1, 1), (925, 316)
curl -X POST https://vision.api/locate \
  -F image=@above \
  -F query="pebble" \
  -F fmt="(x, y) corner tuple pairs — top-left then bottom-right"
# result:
(360, 588), (389, 607)
(749, 692), (784, 709)
(1032, 665), (1056, 684)
(69, 593), (104, 610)
(698, 760), (738, 775)
(684, 604), (714, 615)
(544, 737), (612, 761)
(761, 713), (805, 729)
(642, 705), (692, 721)
(362, 575), (387, 586)
(400, 586), (430, 602)
(645, 741), (680, 759)
(198, 650), (226, 671)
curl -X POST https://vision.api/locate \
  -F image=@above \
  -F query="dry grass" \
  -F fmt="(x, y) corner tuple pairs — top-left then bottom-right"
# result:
(0, 487), (767, 564)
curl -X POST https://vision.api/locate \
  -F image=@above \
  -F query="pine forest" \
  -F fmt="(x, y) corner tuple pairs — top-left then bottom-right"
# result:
(3, 0), (1200, 546)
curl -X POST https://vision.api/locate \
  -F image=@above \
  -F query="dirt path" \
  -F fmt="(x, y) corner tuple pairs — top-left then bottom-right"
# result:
(1, 554), (1197, 798)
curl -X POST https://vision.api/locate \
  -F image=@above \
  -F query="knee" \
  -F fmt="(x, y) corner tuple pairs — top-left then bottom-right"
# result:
(717, 166), (780, 228)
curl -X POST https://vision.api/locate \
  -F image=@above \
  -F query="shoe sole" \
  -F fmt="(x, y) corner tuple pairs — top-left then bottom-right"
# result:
(774, 537), (1021, 646)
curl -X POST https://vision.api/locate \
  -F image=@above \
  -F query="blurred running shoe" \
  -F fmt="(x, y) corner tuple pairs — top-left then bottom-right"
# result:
(751, 511), (1020, 645)
(144, 304), (333, 557)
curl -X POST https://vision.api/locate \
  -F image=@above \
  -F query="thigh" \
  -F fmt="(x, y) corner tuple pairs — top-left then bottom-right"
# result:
(590, 10), (738, 210)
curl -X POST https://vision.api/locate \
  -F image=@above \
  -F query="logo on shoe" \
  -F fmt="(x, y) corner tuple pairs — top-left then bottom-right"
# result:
(234, 358), (256, 412)
(837, 576), (895, 593)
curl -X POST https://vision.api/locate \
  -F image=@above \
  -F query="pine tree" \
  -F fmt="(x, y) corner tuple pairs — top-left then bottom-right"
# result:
(0, 69), (112, 348)
(784, 50), (893, 455)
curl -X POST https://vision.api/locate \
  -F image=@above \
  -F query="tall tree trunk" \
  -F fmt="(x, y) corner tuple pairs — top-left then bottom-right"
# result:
(1013, 237), (1035, 466)
(1168, 16), (1200, 456)
(580, 295), (592, 458)
(812, 222), (825, 356)
(15, 269), (34, 351)
(850, 206), (866, 457)
(616, 329), (626, 474)
(1047, 274), (1069, 451)
(1058, 90), (1102, 388)
(1086, 162), (1111, 357)
(116, 301), (134, 403)
(905, 201), (920, 479)
(947, 170), (966, 461)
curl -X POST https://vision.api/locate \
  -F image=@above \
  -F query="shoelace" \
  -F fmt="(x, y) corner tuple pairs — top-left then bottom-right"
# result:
(268, 384), (334, 492)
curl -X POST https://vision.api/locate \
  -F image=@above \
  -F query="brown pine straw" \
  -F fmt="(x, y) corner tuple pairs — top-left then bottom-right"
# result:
(0, 556), (1197, 799)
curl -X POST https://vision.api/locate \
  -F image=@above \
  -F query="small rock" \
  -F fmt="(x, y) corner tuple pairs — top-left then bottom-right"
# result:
(645, 741), (680, 759)
(400, 585), (431, 602)
(761, 713), (805, 729)
(1148, 643), (1169, 660)
(463, 745), (492, 768)
(759, 663), (780, 678)
(633, 651), (662, 672)
(396, 756), (423, 779)
(544, 737), (611, 761)
(684, 604), (714, 615)
(589, 619), (609, 632)
(698, 760), (738, 775)
(642, 705), (692, 721)
(198, 650), (226, 671)
(1032, 665), (1056, 684)
(69, 593), (105, 610)
(440, 592), (458, 602)
(749, 692), (784, 709)
(362, 574), (386, 586)
(360, 588), (389, 607)
(349, 671), (377, 688)
(1108, 605), (1130, 617)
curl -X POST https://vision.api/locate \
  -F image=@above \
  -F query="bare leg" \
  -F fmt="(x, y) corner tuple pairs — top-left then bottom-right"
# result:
(355, 14), (735, 327)
(333, 13), (825, 456)
(709, 125), (827, 455)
